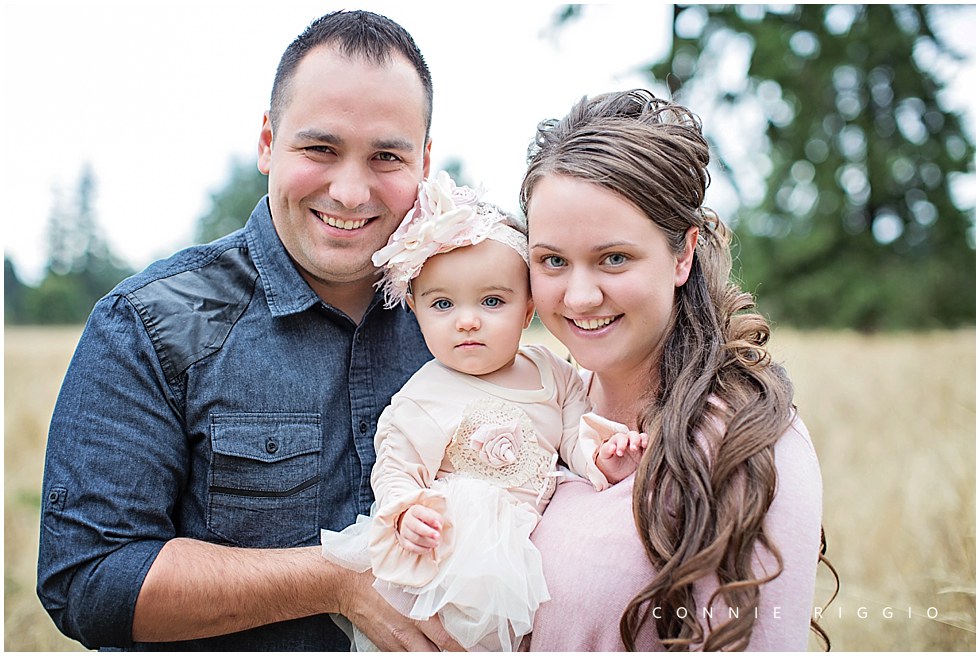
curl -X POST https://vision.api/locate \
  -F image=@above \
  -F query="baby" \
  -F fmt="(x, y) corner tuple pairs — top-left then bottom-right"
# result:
(321, 171), (646, 651)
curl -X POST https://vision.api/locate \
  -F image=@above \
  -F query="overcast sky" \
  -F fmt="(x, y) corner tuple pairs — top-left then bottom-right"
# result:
(1, 1), (673, 284)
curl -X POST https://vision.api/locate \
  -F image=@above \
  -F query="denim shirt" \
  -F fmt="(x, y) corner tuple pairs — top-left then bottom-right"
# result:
(37, 198), (432, 651)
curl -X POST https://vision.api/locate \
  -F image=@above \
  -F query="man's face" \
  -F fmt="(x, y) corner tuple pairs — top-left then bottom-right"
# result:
(258, 46), (431, 299)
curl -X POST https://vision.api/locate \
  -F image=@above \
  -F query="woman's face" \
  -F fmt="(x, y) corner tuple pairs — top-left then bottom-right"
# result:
(527, 174), (696, 381)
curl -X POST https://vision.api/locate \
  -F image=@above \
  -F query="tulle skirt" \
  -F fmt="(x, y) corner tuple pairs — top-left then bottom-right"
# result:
(322, 475), (549, 651)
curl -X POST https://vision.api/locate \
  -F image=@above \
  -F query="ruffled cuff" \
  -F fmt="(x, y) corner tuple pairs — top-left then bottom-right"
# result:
(368, 488), (454, 588)
(575, 412), (632, 491)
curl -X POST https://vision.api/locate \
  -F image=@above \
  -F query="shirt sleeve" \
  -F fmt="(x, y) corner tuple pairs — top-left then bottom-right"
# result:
(368, 396), (454, 587)
(545, 350), (609, 490)
(749, 414), (823, 650)
(37, 294), (187, 649)
(693, 413), (823, 651)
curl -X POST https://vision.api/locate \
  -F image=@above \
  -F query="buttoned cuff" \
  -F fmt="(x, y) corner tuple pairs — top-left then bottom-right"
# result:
(64, 539), (165, 649)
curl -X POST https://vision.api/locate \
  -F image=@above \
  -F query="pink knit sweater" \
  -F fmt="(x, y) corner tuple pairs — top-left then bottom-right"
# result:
(526, 414), (822, 651)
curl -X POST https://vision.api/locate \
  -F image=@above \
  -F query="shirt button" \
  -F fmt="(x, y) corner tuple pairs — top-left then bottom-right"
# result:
(359, 421), (369, 434)
(265, 440), (279, 454)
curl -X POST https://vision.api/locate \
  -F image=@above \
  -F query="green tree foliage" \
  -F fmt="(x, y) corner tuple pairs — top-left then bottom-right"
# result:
(5, 166), (134, 325)
(650, 4), (975, 330)
(195, 158), (268, 243)
(4, 257), (28, 321)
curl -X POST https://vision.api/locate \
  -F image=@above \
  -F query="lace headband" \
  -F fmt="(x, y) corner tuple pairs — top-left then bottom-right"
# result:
(372, 171), (529, 309)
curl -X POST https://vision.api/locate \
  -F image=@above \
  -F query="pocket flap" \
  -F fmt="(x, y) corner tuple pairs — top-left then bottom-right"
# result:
(211, 413), (321, 463)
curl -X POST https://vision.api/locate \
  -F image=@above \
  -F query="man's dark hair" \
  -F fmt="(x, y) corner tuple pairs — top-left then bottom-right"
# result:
(269, 10), (432, 137)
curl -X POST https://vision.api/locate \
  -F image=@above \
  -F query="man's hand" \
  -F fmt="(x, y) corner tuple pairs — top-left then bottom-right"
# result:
(397, 504), (444, 553)
(595, 430), (648, 484)
(338, 568), (463, 651)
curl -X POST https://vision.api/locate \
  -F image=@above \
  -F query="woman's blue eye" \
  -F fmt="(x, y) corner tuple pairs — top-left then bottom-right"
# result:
(483, 297), (503, 308)
(605, 253), (627, 266)
(433, 299), (452, 310)
(543, 255), (566, 268)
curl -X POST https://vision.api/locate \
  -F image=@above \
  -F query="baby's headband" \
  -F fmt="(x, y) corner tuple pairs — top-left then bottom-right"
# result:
(372, 171), (529, 308)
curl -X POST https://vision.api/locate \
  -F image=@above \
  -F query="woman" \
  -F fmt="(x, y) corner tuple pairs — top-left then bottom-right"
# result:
(521, 89), (832, 651)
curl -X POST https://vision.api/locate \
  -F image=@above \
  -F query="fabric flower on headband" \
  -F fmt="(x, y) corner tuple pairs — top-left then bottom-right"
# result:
(372, 170), (529, 308)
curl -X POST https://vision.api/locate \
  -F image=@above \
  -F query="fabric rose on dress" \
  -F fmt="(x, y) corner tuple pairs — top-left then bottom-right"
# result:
(469, 421), (522, 468)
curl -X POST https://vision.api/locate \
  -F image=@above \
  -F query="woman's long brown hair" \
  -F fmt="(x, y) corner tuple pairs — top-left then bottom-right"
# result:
(521, 89), (835, 651)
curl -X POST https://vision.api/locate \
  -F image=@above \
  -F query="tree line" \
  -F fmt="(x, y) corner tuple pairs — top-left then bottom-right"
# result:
(5, 166), (134, 325)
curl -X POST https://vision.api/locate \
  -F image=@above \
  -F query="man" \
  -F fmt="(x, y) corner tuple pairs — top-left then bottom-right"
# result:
(37, 11), (458, 651)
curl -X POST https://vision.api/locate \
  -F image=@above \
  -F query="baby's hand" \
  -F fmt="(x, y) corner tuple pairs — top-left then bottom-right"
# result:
(595, 430), (648, 484)
(397, 504), (444, 554)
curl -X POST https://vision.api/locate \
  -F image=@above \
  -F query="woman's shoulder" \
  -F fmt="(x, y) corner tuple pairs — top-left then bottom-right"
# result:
(774, 411), (820, 473)
(704, 401), (821, 512)
(705, 397), (817, 464)
(769, 410), (822, 525)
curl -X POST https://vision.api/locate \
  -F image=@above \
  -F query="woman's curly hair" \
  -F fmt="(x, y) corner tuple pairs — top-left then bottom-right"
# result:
(522, 89), (834, 651)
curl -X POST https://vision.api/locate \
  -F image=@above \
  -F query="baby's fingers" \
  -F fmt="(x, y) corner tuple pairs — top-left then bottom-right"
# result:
(608, 433), (632, 457)
(627, 430), (648, 452)
(401, 515), (441, 553)
(409, 505), (444, 532)
(398, 505), (446, 552)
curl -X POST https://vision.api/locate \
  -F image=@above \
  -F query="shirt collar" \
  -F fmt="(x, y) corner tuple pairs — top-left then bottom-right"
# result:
(244, 197), (323, 318)
(243, 197), (393, 322)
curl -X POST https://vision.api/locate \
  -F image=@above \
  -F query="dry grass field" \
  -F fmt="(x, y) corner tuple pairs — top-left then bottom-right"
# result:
(4, 325), (976, 651)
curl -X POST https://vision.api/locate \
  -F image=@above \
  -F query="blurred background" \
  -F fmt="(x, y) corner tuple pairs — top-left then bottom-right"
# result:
(3, 2), (975, 651)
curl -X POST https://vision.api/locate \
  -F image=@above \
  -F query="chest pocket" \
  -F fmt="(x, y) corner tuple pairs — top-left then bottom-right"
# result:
(208, 413), (321, 548)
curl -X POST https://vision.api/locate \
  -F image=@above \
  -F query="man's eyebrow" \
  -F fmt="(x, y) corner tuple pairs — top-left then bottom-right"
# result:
(372, 137), (416, 152)
(295, 129), (342, 144)
(293, 130), (415, 153)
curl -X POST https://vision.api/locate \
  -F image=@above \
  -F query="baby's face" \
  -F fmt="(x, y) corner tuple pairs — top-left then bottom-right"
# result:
(408, 239), (533, 377)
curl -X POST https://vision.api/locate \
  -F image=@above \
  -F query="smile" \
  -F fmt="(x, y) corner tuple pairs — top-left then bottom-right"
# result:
(312, 210), (370, 230)
(571, 316), (618, 331)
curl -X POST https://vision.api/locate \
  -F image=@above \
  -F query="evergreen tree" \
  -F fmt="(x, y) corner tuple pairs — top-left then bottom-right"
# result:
(4, 257), (28, 323)
(14, 165), (135, 324)
(649, 4), (975, 330)
(557, 5), (975, 329)
(195, 158), (268, 243)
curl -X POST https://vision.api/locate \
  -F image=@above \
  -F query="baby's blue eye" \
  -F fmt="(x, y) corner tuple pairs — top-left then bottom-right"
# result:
(483, 297), (503, 308)
(433, 299), (453, 310)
